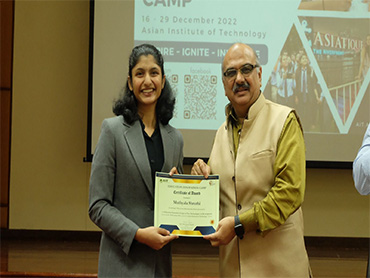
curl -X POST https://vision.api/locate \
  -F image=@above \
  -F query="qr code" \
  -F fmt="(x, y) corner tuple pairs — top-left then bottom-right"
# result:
(183, 75), (217, 120)
(167, 74), (179, 119)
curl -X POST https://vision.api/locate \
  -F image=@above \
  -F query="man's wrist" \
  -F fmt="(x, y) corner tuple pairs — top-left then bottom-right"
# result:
(234, 215), (244, 239)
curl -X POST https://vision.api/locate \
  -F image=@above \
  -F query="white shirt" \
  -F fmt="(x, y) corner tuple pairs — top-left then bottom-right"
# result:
(353, 124), (370, 195)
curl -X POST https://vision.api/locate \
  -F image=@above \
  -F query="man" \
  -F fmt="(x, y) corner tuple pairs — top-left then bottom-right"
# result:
(353, 124), (370, 195)
(295, 53), (321, 131)
(191, 43), (311, 277)
(352, 124), (370, 277)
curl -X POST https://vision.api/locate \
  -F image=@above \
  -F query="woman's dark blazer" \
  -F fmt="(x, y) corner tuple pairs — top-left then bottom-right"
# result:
(89, 115), (184, 277)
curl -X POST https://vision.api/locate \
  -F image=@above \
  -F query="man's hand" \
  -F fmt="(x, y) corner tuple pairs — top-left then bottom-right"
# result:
(191, 159), (211, 178)
(135, 227), (178, 250)
(203, 216), (236, 247)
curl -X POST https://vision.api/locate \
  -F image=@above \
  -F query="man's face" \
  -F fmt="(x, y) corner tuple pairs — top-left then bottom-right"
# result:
(300, 55), (308, 67)
(222, 44), (262, 117)
(282, 56), (289, 67)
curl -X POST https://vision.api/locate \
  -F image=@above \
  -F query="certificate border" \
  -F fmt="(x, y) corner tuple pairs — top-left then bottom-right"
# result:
(156, 172), (219, 180)
(154, 172), (219, 237)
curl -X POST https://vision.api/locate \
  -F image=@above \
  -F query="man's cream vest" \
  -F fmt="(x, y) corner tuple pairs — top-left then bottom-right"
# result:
(208, 94), (310, 277)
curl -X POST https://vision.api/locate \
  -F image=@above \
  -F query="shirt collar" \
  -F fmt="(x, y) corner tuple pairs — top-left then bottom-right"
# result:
(139, 119), (160, 137)
(226, 91), (265, 125)
(226, 103), (238, 125)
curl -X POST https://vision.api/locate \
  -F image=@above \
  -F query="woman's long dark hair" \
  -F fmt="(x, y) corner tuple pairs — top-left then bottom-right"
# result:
(113, 44), (175, 125)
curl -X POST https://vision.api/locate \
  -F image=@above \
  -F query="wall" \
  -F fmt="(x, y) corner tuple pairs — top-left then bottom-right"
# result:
(0, 0), (14, 228)
(304, 168), (368, 237)
(9, 1), (369, 237)
(10, 0), (96, 231)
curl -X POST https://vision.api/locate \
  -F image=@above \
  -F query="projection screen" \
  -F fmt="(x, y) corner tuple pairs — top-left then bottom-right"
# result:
(88, 0), (370, 164)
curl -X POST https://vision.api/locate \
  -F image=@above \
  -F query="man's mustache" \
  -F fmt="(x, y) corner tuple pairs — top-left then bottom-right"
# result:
(233, 82), (250, 93)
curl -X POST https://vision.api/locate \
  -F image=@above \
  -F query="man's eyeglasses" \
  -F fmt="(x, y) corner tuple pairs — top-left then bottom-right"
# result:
(223, 63), (259, 80)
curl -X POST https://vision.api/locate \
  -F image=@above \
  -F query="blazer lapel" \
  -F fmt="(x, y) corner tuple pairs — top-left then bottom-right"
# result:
(159, 123), (175, 172)
(124, 120), (153, 196)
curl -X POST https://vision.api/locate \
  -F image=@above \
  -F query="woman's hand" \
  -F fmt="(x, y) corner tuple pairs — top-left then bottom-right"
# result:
(135, 227), (178, 250)
(169, 167), (179, 176)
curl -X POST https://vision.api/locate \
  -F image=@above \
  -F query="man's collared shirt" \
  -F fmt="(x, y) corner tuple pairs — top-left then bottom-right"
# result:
(353, 124), (370, 195)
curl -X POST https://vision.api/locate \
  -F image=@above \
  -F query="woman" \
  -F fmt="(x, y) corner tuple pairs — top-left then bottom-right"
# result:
(89, 44), (183, 277)
(276, 54), (296, 108)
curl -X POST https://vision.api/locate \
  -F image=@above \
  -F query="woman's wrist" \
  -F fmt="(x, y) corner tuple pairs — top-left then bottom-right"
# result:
(135, 228), (143, 242)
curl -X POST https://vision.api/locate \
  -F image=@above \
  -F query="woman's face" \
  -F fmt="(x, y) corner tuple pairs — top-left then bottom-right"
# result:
(128, 54), (165, 110)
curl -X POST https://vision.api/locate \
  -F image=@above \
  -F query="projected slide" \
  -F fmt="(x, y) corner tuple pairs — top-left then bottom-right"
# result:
(90, 0), (370, 162)
(134, 0), (369, 136)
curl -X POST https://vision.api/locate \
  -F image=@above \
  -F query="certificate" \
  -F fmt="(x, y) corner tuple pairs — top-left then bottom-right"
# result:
(154, 172), (219, 237)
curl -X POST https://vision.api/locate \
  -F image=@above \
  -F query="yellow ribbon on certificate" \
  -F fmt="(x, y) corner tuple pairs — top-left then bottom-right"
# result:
(172, 230), (203, 236)
(172, 179), (202, 184)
